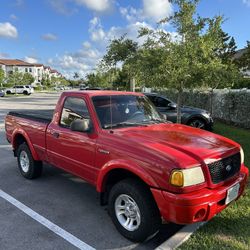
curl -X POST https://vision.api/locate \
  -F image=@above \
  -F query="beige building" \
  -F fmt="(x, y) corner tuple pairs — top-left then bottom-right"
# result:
(0, 59), (62, 85)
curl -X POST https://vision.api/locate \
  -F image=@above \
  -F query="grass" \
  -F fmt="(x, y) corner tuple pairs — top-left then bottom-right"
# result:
(178, 122), (250, 250)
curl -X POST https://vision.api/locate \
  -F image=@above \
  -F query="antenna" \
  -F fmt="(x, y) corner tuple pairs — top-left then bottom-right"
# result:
(110, 95), (113, 131)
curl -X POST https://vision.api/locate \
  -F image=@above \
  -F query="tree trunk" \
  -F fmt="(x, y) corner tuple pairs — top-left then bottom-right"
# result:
(209, 88), (214, 115)
(176, 89), (182, 124)
(130, 78), (135, 92)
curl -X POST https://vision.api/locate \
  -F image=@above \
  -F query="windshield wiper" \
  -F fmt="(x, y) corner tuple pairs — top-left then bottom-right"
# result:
(104, 122), (148, 129)
(142, 118), (166, 124)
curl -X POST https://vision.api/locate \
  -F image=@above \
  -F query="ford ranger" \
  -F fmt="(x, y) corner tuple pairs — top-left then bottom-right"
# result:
(5, 91), (249, 242)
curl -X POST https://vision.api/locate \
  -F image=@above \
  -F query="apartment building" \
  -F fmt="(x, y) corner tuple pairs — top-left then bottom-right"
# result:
(0, 59), (62, 85)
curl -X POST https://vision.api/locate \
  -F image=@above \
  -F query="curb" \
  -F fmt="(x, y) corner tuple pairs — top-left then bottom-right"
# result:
(155, 222), (206, 250)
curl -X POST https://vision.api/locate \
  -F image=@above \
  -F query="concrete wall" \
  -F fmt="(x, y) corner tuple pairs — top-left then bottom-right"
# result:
(158, 89), (250, 129)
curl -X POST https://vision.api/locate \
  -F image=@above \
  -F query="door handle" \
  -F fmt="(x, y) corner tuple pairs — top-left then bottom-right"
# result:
(98, 148), (110, 155)
(52, 132), (60, 138)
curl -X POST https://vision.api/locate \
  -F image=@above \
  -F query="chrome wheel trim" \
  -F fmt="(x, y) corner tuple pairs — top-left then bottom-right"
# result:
(190, 119), (205, 129)
(115, 194), (141, 232)
(20, 151), (30, 173)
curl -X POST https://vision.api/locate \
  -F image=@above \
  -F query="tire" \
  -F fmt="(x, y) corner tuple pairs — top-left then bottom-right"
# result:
(108, 179), (161, 242)
(187, 118), (207, 130)
(17, 143), (43, 179)
(6, 90), (11, 94)
(23, 91), (28, 95)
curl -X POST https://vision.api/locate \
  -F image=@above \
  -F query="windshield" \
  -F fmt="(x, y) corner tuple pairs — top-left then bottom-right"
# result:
(92, 95), (164, 129)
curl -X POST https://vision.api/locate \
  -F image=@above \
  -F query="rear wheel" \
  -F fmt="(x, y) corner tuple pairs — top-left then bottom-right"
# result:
(6, 90), (11, 94)
(17, 143), (43, 179)
(108, 179), (161, 242)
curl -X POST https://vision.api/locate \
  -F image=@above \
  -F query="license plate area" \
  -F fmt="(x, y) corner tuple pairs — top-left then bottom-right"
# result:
(225, 183), (240, 205)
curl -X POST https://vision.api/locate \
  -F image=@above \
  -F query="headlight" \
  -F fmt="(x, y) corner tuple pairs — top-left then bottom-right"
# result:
(170, 166), (205, 187)
(202, 112), (211, 119)
(240, 147), (244, 164)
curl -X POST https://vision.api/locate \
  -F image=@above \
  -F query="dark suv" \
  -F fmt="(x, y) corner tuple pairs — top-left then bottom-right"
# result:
(145, 93), (213, 130)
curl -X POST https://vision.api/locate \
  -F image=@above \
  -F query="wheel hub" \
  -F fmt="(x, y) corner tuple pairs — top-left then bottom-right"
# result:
(20, 151), (30, 173)
(115, 194), (141, 231)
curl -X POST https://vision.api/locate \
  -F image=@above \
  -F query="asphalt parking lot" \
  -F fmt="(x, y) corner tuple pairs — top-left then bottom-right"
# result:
(0, 92), (182, 250)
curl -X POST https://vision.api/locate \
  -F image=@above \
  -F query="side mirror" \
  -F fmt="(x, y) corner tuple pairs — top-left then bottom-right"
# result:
(70, 119), (92, 133)
(168, 103), (177, 109)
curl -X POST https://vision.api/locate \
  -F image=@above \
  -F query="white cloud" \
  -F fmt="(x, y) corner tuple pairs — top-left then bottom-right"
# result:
(48, 0), (78, 15)
(75, 0), (113, 12)
(243, 0), (250, 6)
(49, 0), (113, 14)
(42, 33), (58, 41)
(10, 14), (18, 20)
(24, 56), (38, 64)
(119, 6), (143, 23)
(107, 22), (152, 45)
(0, 22), (18, 39)
(143, 0), (172, 21)
(82, 41), (91, 49)
(48, 44), (103, 78)
(89, 17), (105, 42)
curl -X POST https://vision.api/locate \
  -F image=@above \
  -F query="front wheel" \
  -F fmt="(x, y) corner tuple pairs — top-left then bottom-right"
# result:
(188, 118), (207, 129)
(17, 143), (43, 179)
(108, 179), (161, 242)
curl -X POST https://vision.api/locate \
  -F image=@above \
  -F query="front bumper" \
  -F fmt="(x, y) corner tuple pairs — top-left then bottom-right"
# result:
(151, 166), (249, 224)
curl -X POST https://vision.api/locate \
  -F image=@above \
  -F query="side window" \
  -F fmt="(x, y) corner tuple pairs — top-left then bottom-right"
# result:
(60, 97), (90, 128)
(155, 97), (170, 107)
(147, 95), (157, 105)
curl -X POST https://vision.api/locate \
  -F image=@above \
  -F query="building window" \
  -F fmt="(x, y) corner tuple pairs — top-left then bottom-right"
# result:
(29, 68), (32, 73)
(25, 68), (28, 73)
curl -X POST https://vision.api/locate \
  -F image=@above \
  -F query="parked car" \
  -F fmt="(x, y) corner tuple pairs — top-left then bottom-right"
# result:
(0, 88), (5, 97)
(25, 85), (34, 93)
(145, 93), (213, 130)
(5, 90), (248, 242)
(5, 85), (32, 95)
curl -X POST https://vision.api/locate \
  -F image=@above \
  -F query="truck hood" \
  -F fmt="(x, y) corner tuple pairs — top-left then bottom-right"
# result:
(115, 123), (238, 167)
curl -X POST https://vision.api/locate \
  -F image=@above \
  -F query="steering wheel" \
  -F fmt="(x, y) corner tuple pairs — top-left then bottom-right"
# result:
(129, 111), (143, 119)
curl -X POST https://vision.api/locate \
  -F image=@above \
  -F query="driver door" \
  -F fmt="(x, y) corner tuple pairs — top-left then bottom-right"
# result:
(46, 96), (97, 184)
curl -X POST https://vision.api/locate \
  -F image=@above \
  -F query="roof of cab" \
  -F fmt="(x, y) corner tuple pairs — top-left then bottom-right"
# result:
(63, 90), (144, 97)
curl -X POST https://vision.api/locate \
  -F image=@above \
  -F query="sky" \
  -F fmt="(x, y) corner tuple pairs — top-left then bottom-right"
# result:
(0, 0), (250, 78)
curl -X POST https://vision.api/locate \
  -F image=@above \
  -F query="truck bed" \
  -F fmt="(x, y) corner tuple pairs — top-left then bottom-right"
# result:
(8, 109), (54, 124)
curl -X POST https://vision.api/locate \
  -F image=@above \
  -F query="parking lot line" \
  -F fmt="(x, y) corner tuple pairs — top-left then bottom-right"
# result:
(0, 145), (12, 149)
(0, 189), (95, 250)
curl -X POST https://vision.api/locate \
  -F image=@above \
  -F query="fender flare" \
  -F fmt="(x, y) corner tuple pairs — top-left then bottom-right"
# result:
(96, 159), (159, 192)
(12, 128), (40, 161)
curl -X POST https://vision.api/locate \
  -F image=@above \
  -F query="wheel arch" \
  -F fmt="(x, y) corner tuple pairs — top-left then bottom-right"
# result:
(12, 130), (39, 160)
(97, 162), (159, 205)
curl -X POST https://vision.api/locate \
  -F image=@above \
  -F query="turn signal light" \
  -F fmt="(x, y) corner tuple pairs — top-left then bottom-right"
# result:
(170, 171), (184, 187)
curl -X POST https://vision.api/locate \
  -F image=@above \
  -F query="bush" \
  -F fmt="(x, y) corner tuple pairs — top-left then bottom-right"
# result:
(232, 77), (250, 89)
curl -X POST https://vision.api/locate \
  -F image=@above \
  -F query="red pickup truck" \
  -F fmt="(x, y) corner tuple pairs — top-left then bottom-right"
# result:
(5, 91), (249, 242)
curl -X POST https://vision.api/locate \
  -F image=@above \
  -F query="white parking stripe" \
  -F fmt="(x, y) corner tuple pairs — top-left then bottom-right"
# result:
(0, 145), (12, 149)
(0, 189), (95, 250)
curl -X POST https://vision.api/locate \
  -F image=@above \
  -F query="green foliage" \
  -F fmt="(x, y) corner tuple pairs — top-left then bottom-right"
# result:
(73, 72), (79, 79)
(22, 73), (35, 85)
(235, 41), (250, 73)
(6, 69), (24, 86)
(41, 75), (51, 86)
(232, 77), (250, 89)
(0, 68), (5, 87)
(102, 35), (138, 68)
